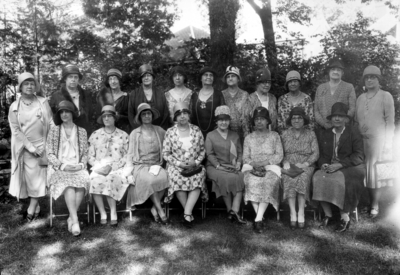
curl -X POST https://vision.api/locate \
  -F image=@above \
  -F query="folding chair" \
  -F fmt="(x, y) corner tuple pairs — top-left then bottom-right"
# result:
(165, 196), (206, 219)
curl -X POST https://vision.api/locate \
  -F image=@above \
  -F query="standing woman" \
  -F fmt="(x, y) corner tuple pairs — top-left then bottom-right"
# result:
(97, 69), (130, 133)
(165, 66), (193, 123)
(355, 65), (395, 218)
(243, 107), (283, 233)
(205, 106), (246, 223)
(8, 72), (54, 221)
(163, 102), (208, 228)
(190, 67), (225, 138)
(248, 68), (278, 131)
(47, 101), (90, 236)
(88, 105), (130, 226)
(314, 59), (356, 131)
(128, 64), (170, 130)
(49, 64), (93, 136)
(221, 66), (250, 143)
(281, 107), (319, 229)
(277, 71), (315, 133)
(124, 103), (169, 225)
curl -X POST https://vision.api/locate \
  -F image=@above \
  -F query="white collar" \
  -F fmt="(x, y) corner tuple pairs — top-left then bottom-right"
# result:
(332, 126), (345, 135)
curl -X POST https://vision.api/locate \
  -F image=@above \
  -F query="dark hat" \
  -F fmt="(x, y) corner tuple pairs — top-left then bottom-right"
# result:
(104, 68), (122, 87)
(327, 102), (350, 120)
(134, 103), (160, 125)
(61, 64), (83, 83)
(97, 105), (119, 125)
(328, 59), (344, 70)
(255, 68), (271, 83)
(251, 107), (271, 125)
(199, 67), (217, 78)
(173, 101), (191, 121)
(286, 107), (310, 127)
(170, 66), (187, 84)
(138, 64), (155, 79)
(54, 100), (78, 125)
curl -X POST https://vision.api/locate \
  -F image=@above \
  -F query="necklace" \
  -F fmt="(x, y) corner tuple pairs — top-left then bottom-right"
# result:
(178, 126), (189, 132)
(366, 90), (379, 100)
(104, 127), (116, 134)
(196, 93), (214, 132)
(21, 97), (33, 106)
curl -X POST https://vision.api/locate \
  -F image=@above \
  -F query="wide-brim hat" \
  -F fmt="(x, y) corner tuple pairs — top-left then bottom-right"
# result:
(326, 102), (350, 120)
(223, 66), (241, 82)
(104, 68), (122, 87)
(215, 105), (231, 121)
(251, 106), (271, 125)
(362, 65), (382, 81)
(54, 100), (78, 126)
(134, 103), (160, 125)
(286, 107), (310, 127)
(61, 64), (83, 83)
(17, 72), (40, 94)
(255, 68), (271, 83)
(97, 105), (119, 125)
(170, 66), (187, 84)
(173, 101), (191, 121)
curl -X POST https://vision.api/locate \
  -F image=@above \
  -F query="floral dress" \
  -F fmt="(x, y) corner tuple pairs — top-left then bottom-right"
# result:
(248, 92), (278, 131)
(222, 88), (251, 142)
(163, 124), (208, 203)
(277, 92), (315, 133)
(281, 129), (319, 201)
(165, 89), (193, 123)
(88, 128), (129, 201)
(243, 131), (283, 210)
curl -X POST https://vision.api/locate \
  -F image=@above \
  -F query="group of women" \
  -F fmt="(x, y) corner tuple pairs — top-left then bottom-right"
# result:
(8, 59), (395, 236)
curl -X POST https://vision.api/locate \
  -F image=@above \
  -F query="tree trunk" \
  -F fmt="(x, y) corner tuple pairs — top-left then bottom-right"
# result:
(208, 0), (240, 90)
(247, 0), (277, 76)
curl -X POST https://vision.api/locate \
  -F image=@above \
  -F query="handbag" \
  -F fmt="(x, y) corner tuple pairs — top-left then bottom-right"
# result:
(181, 166), (202, 177)
(281, 164), (304, 178)
(250, 166), (266, 177)
(374, 160), (399, 182)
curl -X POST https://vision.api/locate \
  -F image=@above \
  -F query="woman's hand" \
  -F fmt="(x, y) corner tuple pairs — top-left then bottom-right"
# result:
(94, 165), (112, 176)
(33, 146), (44, 157)
(326, 163), (342, 173)
(283, 161), (290, 170)
(381, 144), (392, 161)
(235, 162), (241, 171)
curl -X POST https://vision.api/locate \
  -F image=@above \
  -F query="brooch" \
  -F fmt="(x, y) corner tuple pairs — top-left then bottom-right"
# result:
(200, 101), (206, 109)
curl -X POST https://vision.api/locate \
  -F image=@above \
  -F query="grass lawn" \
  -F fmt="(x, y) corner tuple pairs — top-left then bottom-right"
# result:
(1, 188), (400, 275)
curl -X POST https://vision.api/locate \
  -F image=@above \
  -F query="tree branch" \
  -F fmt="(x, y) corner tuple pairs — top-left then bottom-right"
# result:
(246, 0), (261, 15)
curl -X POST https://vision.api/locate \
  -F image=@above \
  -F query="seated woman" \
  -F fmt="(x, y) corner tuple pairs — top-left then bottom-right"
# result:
(281, 107), (319, 230)
(205, 105), (246, 224)
(163, 102), (208, 228)
(312, 102), (365, 232)
(124, 103), (169, 225)
(47, 101), (90, 236)
(88, 105), (129, 227)
(243, 107), (283, 233)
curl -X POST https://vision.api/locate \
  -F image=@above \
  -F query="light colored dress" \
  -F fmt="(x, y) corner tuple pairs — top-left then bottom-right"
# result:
(125, 125), (169, 207)
(205, 129), (244, 198)
(355, 90), (395, 188)
(277, 92), (315, 133)
(248, 92), (278, 131)
(281, 129), (319, 201)
(47, 125), (90, 200)
(163, 124), (208, 203)
(8, 96), (53, 200)
(165, 89), (193, 122)
(243, 131), (283, 210)
(221, 88), (250, 142)
(88, 128), (129, 201)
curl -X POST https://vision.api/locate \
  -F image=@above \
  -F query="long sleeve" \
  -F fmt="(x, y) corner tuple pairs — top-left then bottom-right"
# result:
(383, 92), (395, 147)
(304, 96), (315, 130)
(268, 133), (283, 165)
(277, 96), (285, 131)
(205, 135), (219, 167)
(46, 127), (62, 169)
(242, 98), (251, 138)
(339, 128), (364, 168)
(236, 136), (243, 163)
(194, 129), (205, 166)
(8, 105), (36, 153)
(87, 134), (97, 167)
(128, 91), (136, 129)
(79, 129), (89, 168)
(305, 131), (319, 165)
(347, 85), (356, 118)
(243, 136), (252, 165)
(163, 130), (181, 167)
(114, 133), (129, 170)
(314, 85), (327, 128)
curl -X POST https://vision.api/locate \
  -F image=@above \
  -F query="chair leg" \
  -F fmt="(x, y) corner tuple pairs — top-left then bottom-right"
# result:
(50, 193), (53, 227)
(93, 203), (96, 224)
(129, 207), (132, 221)
(165, 203), (169, 219)
(202, 201), (206, 219)
(355, 207), (358, 222)
(277, 203), (280, 221)
(87, 200), (90, 224)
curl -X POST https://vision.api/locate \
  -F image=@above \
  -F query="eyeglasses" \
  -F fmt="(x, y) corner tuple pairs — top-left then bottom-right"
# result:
(364, 75), (378, 80)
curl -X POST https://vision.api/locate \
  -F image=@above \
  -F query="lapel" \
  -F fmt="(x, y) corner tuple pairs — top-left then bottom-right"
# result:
(337, 127), (351, 153)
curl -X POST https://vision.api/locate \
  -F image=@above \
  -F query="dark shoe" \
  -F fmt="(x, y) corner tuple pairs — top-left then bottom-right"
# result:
(335, 219), (350, 232)
(253, 221), (263, 233)
(227, 212), (233, 220)
(298, 222), (305, 230)
(319, 216), (331, 229)
(160, 216), (170, 226)
(110, 220), (118, 227)
(229, 210), (246, 224)
(150, 207), (161, 223)
(290, 221), (297, 230)
(183, 214), (193, 229)
(24, 211), (34, 223)
(33, 211), (41, 220)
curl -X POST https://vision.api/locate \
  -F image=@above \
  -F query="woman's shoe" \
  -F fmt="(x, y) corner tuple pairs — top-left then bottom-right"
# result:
(110, 220), (118, 227)
(370, 208), (379, 219)
(335, 219), (350, 232)
(67, 217), (73, 232)
(183, 214), (193, 228)
(160, 216), (170, 225)
(100, 219), (107, 225)
(298, 222), (305, 230)
(33, 211), (41, 220)
(26, 212), (34, 223)
(253, 221), (263, 233)
(289, 221), (297, 230)
(71, 223), (81, 236)
(229, 210), (246, 224)
(150, 207), (161, 223)
(319, 216), (331, 229)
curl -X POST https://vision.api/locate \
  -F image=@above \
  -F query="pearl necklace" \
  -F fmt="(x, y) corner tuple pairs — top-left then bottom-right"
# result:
(21, 97), (33, 106)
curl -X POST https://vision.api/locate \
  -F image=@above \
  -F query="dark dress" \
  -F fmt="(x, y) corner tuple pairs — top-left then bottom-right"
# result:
(312, 126), (365, 213)
(128, 86), (170, 131)
(190, 90), (225, 139)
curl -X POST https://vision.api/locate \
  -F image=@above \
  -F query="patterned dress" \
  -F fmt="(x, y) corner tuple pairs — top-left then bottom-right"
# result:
(243, 131), (283, 210)
(165, 89), (193, 123)
(277, 92), (315, 133)
(281, 129), (319, 201)
(47, 125), (90, 200)
(88, 128), (129, 201)
(163, 124), (208, 203)
(248, 92), (278, 131)
(222, 88), (251, 143)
